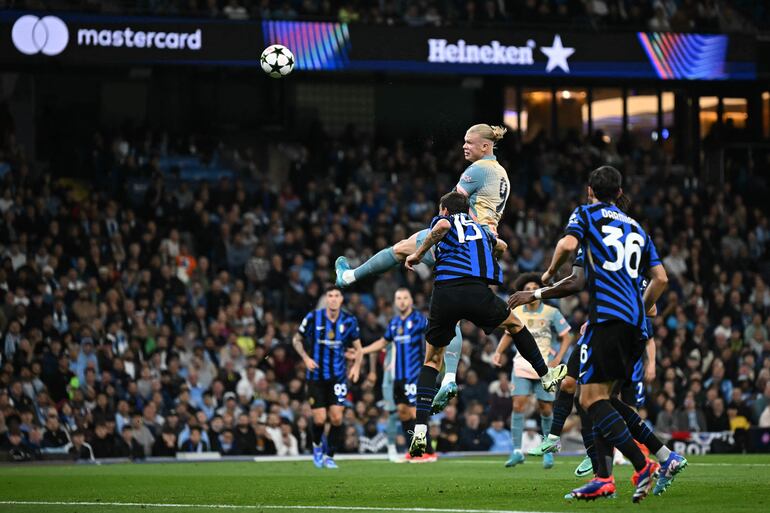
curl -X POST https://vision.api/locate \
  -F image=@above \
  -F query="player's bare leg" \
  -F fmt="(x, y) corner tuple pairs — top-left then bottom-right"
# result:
(335, 233), (422, 287)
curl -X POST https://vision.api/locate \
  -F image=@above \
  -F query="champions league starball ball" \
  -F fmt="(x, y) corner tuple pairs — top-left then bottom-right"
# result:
(260, 44), (295, 78)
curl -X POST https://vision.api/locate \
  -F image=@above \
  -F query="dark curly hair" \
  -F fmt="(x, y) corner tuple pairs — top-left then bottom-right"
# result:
(513, 272), (543, 292)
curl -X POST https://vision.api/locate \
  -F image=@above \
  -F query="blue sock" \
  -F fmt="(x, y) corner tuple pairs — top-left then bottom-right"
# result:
(386, 411), (399, 446)
(442, 324), (462, 379)
(588, 399), (646, 471)
(541, 413), (553, 438)
(511, 411), (524, 451)
(353, 247), (399, 281)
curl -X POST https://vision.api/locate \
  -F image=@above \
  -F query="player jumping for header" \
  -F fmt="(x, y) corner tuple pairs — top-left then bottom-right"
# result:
(335, 124), (511, 414)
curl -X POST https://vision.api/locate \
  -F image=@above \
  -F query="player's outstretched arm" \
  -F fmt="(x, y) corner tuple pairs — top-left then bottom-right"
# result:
(642, 264), (669, 313)
(405, 218), (450, 270)
(507, 265), (585, 309)
(292, 333), (318, 371)
(542, 234), (579, 283)
(360, 337), (389, 355)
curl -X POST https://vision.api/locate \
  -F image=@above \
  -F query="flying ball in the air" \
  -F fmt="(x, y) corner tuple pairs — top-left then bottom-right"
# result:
(261, 44), (295, 78)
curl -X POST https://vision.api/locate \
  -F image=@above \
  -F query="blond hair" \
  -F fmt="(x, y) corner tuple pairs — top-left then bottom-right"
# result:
(467, 124), (507, 144)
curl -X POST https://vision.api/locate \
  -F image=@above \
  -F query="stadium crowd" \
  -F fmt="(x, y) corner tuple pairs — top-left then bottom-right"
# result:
(6, 0), (762, 33)
(1, 111), (770, 461)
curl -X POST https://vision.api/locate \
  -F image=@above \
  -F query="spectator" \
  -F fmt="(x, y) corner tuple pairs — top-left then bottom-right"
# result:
(706, 398), (731, 431)
(114, 425), (145, 460)
(674, 392), (707, 432)
(180, 426), (209, 453)
(41, 409), (69, 449)
(90, 422), (115, 459)
(486, 418), (513, 453)
(68, 430), (94, 461)
(655, 398), (677, 434)
(458, 413), (492, 451)
(152, 427), (178, 457)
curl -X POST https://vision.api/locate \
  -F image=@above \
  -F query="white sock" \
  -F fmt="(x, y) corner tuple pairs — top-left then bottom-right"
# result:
(656, 446), (672, 461)
(414, 424), (427, 435)
(342, 270), (356, 284)
(441, 373), (456, 387)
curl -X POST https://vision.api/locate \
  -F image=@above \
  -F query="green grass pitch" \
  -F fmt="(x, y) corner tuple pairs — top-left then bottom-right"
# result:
(1, 455), (769, 512)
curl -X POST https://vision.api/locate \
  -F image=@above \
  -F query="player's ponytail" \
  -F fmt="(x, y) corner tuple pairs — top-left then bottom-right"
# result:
(468, 124), (508, 145)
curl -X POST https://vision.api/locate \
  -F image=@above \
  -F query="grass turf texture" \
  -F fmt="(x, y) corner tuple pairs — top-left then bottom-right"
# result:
(1, 455), (769, 512)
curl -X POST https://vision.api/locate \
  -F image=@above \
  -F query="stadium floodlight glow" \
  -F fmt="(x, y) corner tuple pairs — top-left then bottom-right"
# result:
(12, 15), (69, 56)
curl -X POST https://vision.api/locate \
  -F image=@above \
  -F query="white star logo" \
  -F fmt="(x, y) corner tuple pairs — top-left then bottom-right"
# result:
(540, 35), (575, 73)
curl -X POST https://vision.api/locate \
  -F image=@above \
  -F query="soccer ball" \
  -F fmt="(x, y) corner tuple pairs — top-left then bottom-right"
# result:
(260, 44), (295, 78)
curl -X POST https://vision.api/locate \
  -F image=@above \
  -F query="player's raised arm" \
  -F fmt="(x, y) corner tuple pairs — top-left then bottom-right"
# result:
(542, 234), (579, 283)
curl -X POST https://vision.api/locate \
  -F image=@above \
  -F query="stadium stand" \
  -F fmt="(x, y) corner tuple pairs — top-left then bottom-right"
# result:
(1, 100), (769, 460)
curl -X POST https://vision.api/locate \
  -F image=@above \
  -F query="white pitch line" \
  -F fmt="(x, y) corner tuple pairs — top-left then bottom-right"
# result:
(0, 502), (560, 513)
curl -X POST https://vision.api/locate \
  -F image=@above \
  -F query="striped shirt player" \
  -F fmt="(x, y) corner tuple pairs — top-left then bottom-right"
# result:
(564, 201), (661, 385)
(573, 249), (654, 404)
(407, 192), (566, 459)
(297, 307), (361, 408)
(432, 212), (503, 286)
(383, 309), (427, 405)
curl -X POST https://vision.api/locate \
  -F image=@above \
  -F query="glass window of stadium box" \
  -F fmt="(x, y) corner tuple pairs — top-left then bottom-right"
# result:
(722, 97), (748, 134)
(699, 96), (719, 139)
(503, 87), (521, 134)
(626, 88), (660, 150)
(764, 92), (770, 139)
(556, 89), (587, 141)
(520, 88), (553, 142)
(589, 88), (624, 144)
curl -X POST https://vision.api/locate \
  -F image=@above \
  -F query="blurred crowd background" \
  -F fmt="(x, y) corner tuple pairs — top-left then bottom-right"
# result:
(1, 0), (767, 32)
(1, 92), (769, 461)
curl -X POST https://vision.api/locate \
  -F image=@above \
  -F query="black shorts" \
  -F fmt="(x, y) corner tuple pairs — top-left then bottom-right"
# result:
(567, 342), (580, 379)
(306, 379), (348, 409)
(578, 321), (644, 385)
(393, 379), (417, 406)
(426, 279), (509, 347)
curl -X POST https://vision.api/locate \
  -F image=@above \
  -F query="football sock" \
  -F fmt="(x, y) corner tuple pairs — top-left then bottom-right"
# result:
(591, 426), (614, 479)
(511, 328), (548, 377)
(402, 418), (416, 440)
(386, 411), (399, 447)
(351, 247), (399, 282)
(327, 423), (344, 458)
(441, 324), (463, 382)
(609, 396), (670, 460)
(549, 389), (574, 437)
(415, 365), (439, 424)
(577, 402), (599, 474)
(588, 399), (646, 471)
(540, 413), (553, 438)
(511, 410), (524, 451)
(312, 423), (324, 446)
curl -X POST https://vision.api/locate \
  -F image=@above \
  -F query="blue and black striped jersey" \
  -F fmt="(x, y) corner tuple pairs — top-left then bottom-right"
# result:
(298, 309), (360, 381)
(383, 310), (427, 383)
(565, 203), (660, 330)
(432, 213), (503, 285)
